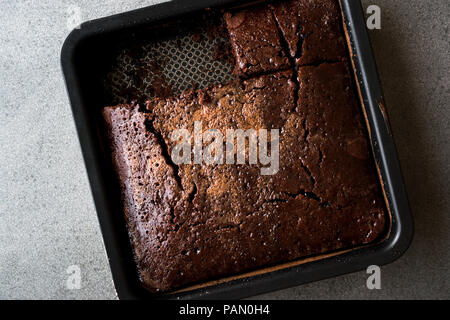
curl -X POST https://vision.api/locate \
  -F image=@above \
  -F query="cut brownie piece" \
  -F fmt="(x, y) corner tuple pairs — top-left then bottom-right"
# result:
(103, 66), (386, 293)
(296, 62), (382, 209)
(271, 0), (347, 65)
(224, 5), (291, 77)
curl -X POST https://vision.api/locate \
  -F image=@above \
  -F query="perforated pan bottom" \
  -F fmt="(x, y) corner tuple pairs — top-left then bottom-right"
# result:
(103, 20), (236, 105)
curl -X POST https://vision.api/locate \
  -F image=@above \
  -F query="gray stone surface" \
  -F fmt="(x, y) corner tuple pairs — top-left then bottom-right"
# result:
(0, 0), (448, 300)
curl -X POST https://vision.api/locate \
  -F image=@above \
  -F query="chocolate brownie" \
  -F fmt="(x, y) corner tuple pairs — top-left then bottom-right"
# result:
(103, 66), (386, 292)
(224, 5), (291, 77)
(271, 0), (347, 65)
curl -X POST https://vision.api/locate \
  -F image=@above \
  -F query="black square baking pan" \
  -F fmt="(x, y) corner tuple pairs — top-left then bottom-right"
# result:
(61, 0), (414, 299)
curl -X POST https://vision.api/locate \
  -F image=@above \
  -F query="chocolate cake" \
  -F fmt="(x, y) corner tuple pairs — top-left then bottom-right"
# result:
(102, 0), (387, 293)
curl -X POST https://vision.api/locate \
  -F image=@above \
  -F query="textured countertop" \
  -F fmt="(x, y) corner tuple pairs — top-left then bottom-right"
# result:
(0, 0), (448, 299)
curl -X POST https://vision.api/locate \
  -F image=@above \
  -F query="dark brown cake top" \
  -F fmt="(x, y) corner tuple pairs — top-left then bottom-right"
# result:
(224, 5), (291, 77)
(103, 65), (386, 292)
(271, 0), (348, 65)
